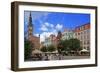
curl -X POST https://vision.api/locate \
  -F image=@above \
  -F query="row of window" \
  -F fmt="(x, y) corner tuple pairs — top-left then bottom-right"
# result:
(83, 46), (90, 50)
(81, 41), (90, 45)
(76, 35), (90, 40)
(75, 30), (90, 36)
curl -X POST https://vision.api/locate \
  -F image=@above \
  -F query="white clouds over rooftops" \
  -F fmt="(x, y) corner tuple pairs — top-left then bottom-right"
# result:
(56, 24), (63, 31)
(40, 24), (48, 31)
(40, 22), (55, 31)
(39, 22), (63, 42)
(40, 32), (53, 42)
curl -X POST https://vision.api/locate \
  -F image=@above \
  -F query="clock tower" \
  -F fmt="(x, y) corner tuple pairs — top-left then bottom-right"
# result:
(28, 12), (33, 39)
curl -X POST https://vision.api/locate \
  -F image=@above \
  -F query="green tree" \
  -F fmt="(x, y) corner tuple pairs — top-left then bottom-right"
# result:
(47, 45), (56, 52)
(57, 42), (63, 54)
(60, 39), (70, 51)
(40, 46), (47, 52)
(57, 39), (69, 55)
(24, 40), (33, 60)
(68, 38), (82, 52)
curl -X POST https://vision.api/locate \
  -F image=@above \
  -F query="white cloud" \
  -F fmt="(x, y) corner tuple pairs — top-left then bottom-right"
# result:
(44, 22), (54, 28)
(55, 24), (63, 30)
(40, 32), (52, 42)
(45, 22), (50, 26)
(40, 24), (48, 31)
(39, 23), (64, 42)
(40, 22), (55, 32)
(40, 22), (54, 31)
(40, 30), (58, 43)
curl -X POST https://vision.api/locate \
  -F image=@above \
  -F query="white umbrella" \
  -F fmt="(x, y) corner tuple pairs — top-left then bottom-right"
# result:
(52, 50), (58, 53)
(81, 49), (89, 52)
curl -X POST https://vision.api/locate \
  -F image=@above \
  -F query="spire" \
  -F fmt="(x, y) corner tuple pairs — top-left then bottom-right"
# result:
(57, 31), (62, 39)
(38, 34), (40, 40)
(28, 12), (33, 38)
(29, 12), (32, 26)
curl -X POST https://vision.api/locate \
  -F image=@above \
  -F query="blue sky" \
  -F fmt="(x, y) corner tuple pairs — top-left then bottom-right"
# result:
(24, 11), (90, 42)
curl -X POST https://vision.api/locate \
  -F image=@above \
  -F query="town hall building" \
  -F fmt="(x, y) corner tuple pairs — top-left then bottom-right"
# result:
(28, 12), (40, 50)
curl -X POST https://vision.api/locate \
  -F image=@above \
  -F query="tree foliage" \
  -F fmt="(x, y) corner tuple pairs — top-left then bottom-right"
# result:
(24, 40), (33, 60)
(68, 38), (82, 51)
(57, 39), (69, 54)
(41, 45), (56, 52)
(40, 46), (47, 52)
(57, 38), (82, 54)
(47, 45), (56, 52)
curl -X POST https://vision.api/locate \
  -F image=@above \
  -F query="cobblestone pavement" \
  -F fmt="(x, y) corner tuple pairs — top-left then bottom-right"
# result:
(49, 55), (90, 60)
(25, 55), (90, 61)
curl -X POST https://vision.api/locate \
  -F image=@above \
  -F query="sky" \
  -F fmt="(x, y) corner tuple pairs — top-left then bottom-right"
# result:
(24, 11), (90, 42)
